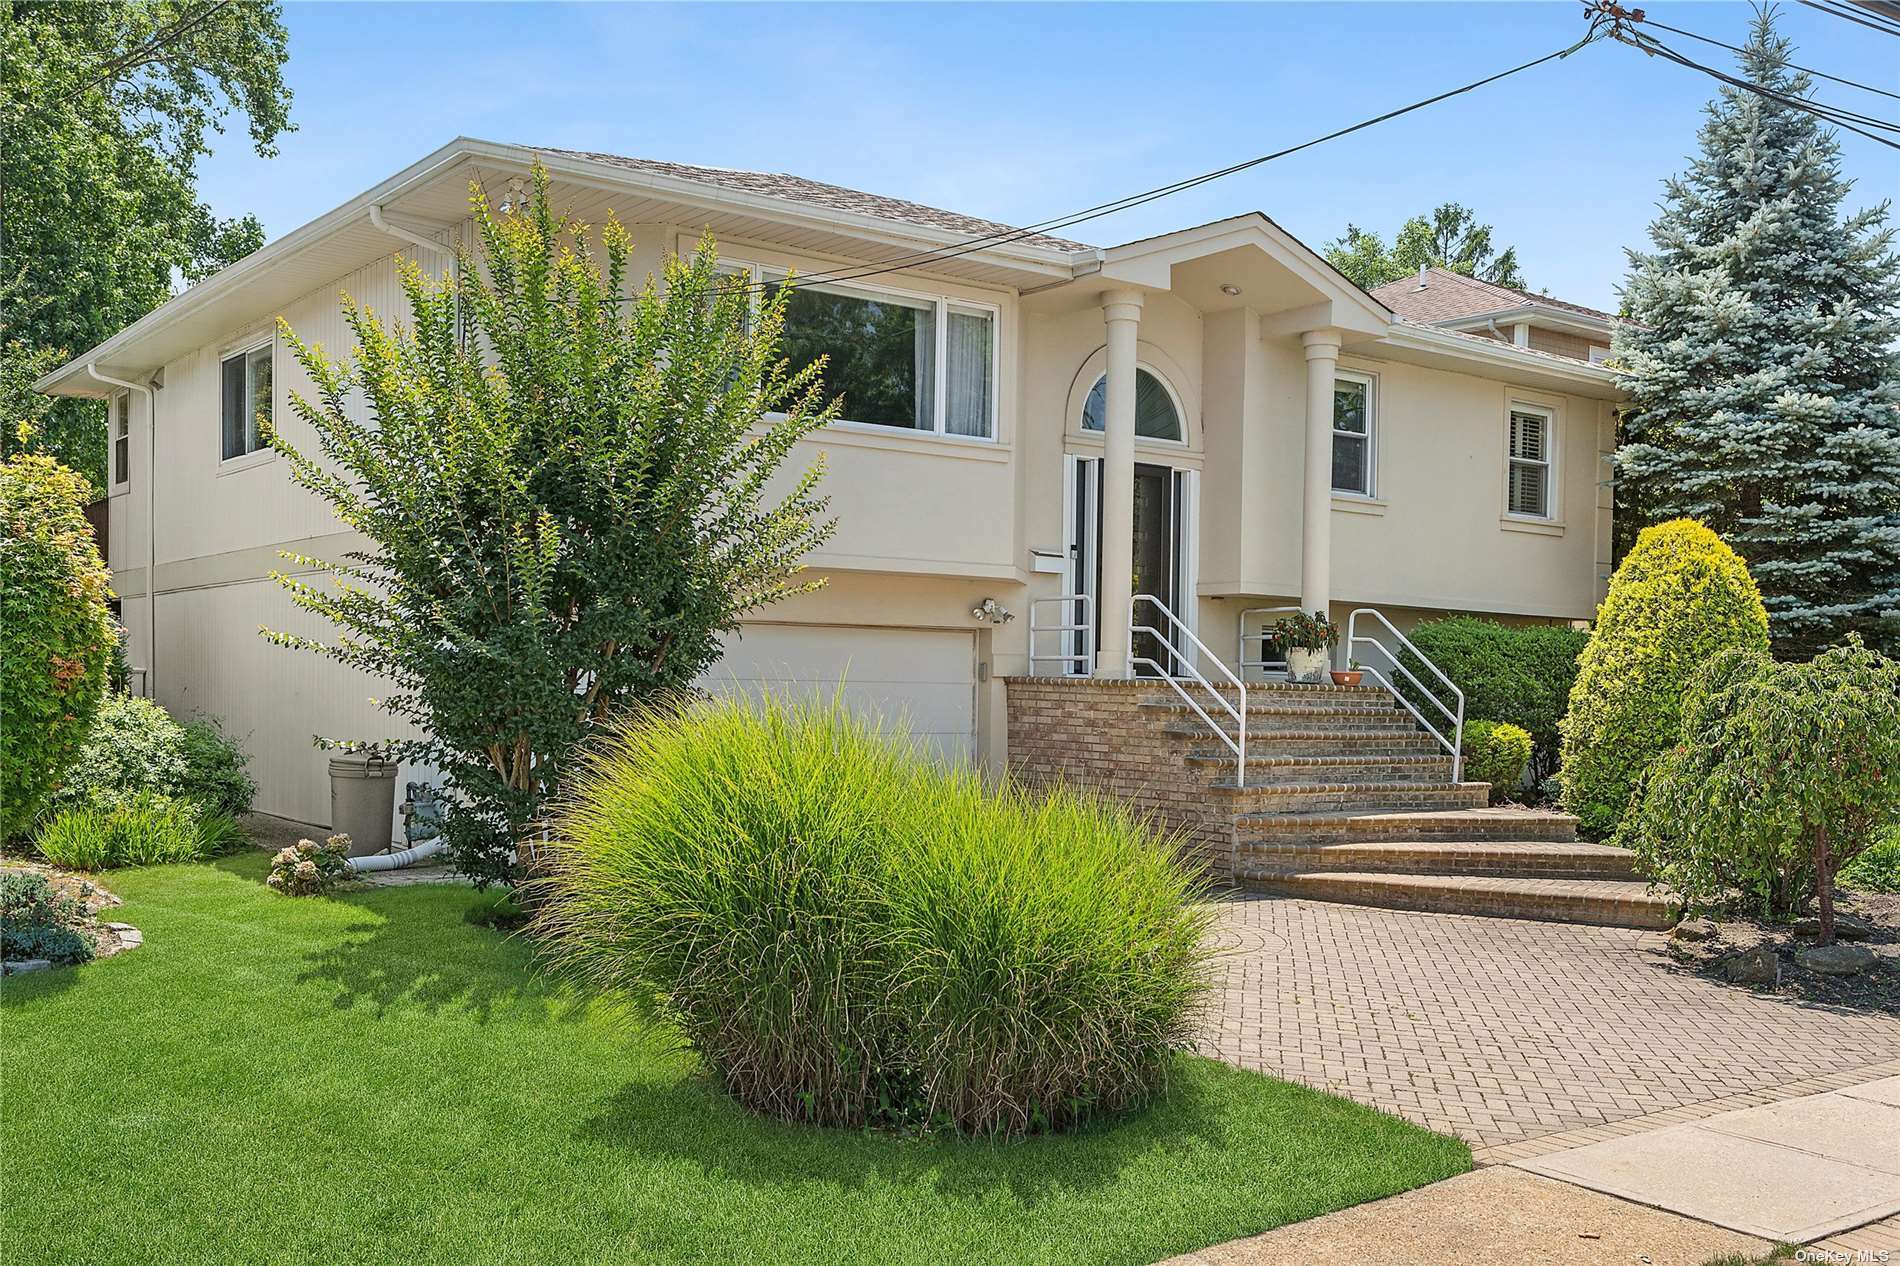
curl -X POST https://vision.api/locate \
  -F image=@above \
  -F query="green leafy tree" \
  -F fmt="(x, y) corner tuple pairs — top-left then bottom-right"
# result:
(1625, 640), (1900, 944)
(267, 166), (838, 887)
(1, 0), (292, 487)
(1559, 519), (1769, 838)
(1613, 9), (1900, 658)
(0, 454), (115, 840)
(1325, 203), (1527, 291)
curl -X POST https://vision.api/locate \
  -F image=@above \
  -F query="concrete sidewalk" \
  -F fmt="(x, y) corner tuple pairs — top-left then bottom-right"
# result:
(1516, 1076), (1900, 1243)
(1156, 1166), (1772, 1266)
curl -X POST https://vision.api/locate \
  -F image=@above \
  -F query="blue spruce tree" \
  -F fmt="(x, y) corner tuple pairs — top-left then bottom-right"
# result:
(1613, 6), (1900, 657)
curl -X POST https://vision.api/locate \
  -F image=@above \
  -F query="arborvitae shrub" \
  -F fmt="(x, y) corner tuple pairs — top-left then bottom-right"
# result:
(1559, 519), (1768, 837)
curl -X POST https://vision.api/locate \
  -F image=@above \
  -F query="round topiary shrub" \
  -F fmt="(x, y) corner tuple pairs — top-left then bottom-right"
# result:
(1, 455), (115, 841)
(1461, 720), (1533, 804)
(533, 694), (1213, 1138)
(1559, 519), (1769, 837)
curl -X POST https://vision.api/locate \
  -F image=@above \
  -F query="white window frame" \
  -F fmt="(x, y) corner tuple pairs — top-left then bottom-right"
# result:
(1504, 399), (1558, 522)
(219, 337), (275, 469)
(109, 394), (130, 493)
(724, 258), (1001, 444)
(1330, 369), (1377, 499)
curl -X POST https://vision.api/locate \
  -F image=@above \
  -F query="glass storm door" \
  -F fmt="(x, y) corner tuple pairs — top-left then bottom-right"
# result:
(1065, 456), (1197, 676)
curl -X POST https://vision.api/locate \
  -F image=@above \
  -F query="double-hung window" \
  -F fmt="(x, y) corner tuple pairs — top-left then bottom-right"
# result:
(221, 342), (272, 461)
(1330, 371), (1375, 496)
(110, 395), (130, 491)
(1507, 404), (1553, 518)
(763, 274), (997, 439)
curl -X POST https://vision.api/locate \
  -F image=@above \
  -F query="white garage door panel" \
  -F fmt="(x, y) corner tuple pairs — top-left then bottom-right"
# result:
(702, 624), (976, 762)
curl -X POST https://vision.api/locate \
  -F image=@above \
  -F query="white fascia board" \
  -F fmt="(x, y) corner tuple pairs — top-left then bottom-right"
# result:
(1439, 304), (1614, 341)
(37, 139), (483, 396)
(1380, 321), (1622, 394)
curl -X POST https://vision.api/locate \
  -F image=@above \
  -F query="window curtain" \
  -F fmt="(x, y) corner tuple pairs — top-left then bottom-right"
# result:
(945, 307), (992, 436)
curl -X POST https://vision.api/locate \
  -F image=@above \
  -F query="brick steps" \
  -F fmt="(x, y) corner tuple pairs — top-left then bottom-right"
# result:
(1237, 838), (1639, 880)
(1244, 870), (1676, 929)
(1215, 781), (1492, 814)
(1186, 751), (1455, 785)
(1238, 806), (1582, 846)
(1166, 726), (1443, 756)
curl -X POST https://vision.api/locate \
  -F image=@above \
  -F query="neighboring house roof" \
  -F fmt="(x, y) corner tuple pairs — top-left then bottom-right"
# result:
(541, 148), (1098, 255)
(1369, 266), (1616, 327)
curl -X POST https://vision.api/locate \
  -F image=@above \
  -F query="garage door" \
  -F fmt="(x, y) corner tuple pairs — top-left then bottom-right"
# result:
(699, 624), (977, 762)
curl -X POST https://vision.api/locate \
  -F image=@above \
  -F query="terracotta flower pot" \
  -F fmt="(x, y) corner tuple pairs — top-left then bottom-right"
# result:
(1331, 670), (1363, 687)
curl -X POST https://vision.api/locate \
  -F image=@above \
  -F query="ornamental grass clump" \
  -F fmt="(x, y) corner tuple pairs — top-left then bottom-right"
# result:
(533, 694), (1213, 1138)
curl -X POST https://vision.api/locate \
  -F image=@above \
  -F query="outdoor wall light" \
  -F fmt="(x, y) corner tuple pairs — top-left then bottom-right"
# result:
(970, 598), (1015, 625)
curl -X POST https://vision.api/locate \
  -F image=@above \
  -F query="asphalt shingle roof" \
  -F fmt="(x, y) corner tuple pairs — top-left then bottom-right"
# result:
(541, 148), (1097, 254)
(1369, 266), (1615, 325)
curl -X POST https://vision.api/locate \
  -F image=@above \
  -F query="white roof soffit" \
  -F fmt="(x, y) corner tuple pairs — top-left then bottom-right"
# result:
(1091, 214), (1392, 336)
(37, 138), (1081, 397)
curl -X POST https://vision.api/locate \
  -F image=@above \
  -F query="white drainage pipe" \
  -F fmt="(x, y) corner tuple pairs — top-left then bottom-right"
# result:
(347, 839), (445, 873)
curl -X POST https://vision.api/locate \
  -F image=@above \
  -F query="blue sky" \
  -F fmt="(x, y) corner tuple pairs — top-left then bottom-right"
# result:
(196, 1), (1900, 312)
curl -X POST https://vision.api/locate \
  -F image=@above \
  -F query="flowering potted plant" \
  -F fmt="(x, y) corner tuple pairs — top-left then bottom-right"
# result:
(1273, 610), (1338, 684)
(1332, 658), (1365, 688)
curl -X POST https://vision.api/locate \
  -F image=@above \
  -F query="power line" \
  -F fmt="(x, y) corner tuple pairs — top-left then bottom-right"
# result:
(1640, 15), (1900, 101)
(1613, 24), (1900, 149)
(656, 22), (1611, 299)
(1799, 0), (1900, 39)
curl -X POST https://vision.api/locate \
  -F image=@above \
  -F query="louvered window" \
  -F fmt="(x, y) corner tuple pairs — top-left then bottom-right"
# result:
(1507, 407), (1551, 518)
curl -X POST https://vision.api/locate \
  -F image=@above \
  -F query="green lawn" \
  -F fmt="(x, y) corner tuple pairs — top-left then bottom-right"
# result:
(2, 853), (1468, 1266)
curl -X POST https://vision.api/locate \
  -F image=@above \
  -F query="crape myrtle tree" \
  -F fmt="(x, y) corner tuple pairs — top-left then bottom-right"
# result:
(1613, 7), (1900, 657)
(266, 165), (838, 886)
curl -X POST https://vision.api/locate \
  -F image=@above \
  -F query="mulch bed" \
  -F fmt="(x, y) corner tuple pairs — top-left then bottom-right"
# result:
(1661, 890), (1900, 1013)
(1, 857), (142, 961)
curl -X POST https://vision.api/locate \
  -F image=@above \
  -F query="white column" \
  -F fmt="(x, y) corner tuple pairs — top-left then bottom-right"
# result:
(1300, 329), (1343, 622)
(1097, 289), (1144, 677)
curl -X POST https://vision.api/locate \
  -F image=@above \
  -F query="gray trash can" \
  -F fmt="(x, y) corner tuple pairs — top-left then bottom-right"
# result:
(329, 753), (398, 857)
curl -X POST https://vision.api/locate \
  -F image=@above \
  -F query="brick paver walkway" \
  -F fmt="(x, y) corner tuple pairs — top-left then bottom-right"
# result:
(1201, 894), (1900, 1151)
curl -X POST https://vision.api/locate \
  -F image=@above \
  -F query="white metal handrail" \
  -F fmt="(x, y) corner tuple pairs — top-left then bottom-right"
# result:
(1028, 593), (1094, 677)
(1237, 605), (1304, 676)
(1345, 607), (1466, 781)
(1131, 593), (1248, 787)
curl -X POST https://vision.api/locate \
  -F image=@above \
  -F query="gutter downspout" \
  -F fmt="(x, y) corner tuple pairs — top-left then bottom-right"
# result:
(368, 205), (461, 340)
(86, 364), (157, 698)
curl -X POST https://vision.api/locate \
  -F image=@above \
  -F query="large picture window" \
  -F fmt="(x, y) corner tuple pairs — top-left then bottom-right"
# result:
(1331, 372), (1375, 496)
(221, 342), (272, 461)
(767, 276), (996, 439)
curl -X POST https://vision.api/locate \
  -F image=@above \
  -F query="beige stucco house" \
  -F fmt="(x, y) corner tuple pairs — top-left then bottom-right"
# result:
(39, 138), (1624, 833)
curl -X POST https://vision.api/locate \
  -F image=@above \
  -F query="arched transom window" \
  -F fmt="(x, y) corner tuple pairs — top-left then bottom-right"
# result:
(1080, 368), (1183, 442)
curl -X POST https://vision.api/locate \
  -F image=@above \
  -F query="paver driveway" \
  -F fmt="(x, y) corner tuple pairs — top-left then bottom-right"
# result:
(1200, 894), (1900, 1154)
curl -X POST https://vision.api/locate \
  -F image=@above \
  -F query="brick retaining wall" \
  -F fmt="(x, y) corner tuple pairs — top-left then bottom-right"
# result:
(1002, 676), (1237, 878)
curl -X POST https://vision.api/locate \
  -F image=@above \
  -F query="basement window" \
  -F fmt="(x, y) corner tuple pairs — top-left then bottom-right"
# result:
(221, 342), (272, 461)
